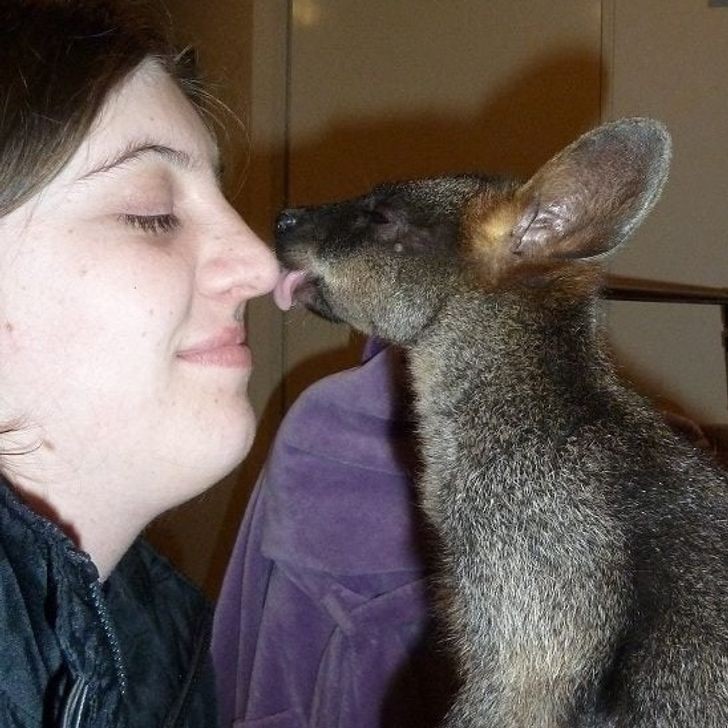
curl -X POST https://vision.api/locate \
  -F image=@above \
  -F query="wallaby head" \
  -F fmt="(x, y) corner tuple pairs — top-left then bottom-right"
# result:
(274, 118), (671, 343)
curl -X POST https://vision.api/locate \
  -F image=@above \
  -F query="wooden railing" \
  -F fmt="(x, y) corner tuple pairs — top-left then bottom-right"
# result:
(602, 276), (728, 409)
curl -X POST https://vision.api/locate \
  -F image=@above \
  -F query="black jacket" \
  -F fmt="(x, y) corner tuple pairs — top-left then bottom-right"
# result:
(0, 480), (217, 727)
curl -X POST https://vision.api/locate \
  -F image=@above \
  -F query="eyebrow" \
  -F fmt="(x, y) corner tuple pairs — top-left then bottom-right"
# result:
(78, 140), (223, 183)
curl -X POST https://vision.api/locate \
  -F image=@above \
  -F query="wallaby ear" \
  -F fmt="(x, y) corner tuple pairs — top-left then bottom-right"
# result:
(509, 118), (671, 260)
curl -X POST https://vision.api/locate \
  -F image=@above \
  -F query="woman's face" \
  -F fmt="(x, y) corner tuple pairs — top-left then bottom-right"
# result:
(0, 61), (278, 516)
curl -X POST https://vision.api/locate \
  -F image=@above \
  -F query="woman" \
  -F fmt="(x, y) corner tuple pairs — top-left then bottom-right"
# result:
(0, 1), (278, 725)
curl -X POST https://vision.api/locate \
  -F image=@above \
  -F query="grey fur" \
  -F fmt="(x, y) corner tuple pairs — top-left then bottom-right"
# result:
(275, 119), (728, 727)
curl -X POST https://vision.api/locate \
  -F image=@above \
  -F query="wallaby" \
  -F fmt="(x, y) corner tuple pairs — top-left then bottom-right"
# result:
(273, 119), (728, 727)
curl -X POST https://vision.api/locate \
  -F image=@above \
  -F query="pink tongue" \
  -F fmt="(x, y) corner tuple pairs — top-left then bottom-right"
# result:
(273, 269), (308, 311)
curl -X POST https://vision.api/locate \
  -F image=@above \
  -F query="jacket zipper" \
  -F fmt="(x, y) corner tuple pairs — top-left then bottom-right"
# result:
(89, 579), (128, 695)
(60, 678), (90, 728)
(61, 580), (127, 726)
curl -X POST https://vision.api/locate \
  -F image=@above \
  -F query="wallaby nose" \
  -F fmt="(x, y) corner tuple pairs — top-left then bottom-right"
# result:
(276, 209), (299, 236)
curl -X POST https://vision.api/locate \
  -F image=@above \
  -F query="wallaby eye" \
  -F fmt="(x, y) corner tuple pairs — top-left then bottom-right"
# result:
(369, 209), (391, 225)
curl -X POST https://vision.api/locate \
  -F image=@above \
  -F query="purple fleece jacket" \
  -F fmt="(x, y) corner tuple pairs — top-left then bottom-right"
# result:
(212, 342), (454, 727)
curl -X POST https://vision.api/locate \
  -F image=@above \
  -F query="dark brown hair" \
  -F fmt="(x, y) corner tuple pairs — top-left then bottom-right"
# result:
(0, 0), (203, 217)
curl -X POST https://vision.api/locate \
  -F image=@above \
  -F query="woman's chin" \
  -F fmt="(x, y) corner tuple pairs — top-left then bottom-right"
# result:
(198, 410), (256, 482)
(149, 403), (257, 511)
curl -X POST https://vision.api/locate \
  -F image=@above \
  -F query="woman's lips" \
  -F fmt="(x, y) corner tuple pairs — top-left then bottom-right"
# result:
(177, 344), (251, 368)
(176, 328), (251, 368)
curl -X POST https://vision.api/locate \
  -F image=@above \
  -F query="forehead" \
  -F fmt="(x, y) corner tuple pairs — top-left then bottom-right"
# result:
(68, 60), (218, 177)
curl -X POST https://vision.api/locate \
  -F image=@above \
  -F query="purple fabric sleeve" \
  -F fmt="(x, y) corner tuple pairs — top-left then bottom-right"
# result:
(212, 345), (454, 727)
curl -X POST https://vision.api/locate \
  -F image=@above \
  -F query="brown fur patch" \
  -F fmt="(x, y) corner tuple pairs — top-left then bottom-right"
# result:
(462, 188), (520, 287)
(462, 190), (604, 300)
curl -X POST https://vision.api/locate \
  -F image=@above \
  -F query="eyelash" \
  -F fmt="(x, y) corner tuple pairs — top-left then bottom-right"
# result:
(120, 213), (181, 235)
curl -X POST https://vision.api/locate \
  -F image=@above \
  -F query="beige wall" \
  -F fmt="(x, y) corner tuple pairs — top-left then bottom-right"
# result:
(604, 0), (728, 423)
(149, 0), (728, 595)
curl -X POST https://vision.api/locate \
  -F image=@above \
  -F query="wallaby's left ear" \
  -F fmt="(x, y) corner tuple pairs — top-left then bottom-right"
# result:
(509, 118), (671, 260)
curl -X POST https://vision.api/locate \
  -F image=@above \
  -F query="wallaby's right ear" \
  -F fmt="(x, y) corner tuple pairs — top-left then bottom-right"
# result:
(505, 118), (671, 261)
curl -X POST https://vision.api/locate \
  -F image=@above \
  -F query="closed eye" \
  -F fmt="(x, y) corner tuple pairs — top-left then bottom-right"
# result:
(120, 213), (180, 235)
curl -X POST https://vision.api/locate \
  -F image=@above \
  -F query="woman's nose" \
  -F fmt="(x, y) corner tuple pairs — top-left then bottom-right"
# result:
(197, 213), (279, 301)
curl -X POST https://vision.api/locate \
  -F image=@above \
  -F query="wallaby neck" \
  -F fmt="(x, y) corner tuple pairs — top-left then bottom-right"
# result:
(407, 287), (614, 436)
